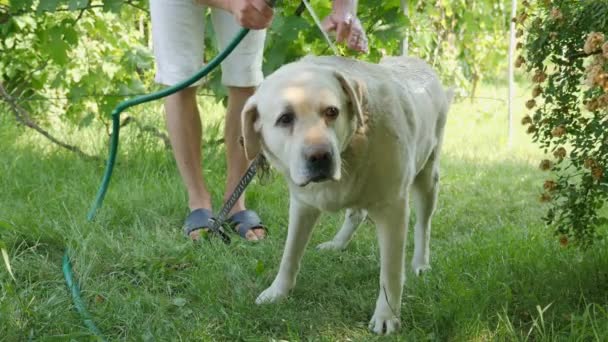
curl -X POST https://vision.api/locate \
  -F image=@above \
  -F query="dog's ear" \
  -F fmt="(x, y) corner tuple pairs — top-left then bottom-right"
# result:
(241, 96), (261, 161)
(334, 71), (365, 130)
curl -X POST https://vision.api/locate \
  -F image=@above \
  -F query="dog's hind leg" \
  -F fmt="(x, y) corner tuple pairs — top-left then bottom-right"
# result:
(316, 208), (367, 251)
(411, 148), (440, 276)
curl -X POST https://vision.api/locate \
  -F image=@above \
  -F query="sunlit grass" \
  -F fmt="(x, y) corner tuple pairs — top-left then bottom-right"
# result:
(1, 82), (607, 340)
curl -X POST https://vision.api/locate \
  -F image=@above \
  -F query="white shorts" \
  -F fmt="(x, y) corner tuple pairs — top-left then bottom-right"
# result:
(150, 0), (266, 87)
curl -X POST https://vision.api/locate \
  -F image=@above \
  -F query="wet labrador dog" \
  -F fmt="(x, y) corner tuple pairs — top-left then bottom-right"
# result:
(241, 55), (454, 335)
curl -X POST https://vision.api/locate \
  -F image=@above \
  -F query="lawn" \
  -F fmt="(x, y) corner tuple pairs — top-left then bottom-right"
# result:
(1, 82), (607, 341)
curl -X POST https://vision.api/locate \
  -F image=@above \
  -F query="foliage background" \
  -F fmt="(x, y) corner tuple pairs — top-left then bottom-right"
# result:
(1, 0), (511, 125)
(519, 0), (608, 247)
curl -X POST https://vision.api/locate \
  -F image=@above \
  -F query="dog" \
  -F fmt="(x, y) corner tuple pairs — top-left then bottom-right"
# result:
(240, 55), (454, 335)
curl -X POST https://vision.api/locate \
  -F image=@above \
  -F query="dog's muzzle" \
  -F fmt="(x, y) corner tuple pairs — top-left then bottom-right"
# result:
(303, 144), (334, 183)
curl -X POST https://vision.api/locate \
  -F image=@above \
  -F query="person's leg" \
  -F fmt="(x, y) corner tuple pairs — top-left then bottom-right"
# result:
(165, 87), (212, 213)
(224, 86), (265, 240)
(151, 0), (212, 240)
(212, 8), (267, 240)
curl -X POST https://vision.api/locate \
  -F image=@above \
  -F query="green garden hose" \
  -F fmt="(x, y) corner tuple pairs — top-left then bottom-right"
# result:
(62, 250), (107, 341)
(71, 26), (252, 340)
(64, 1), (310, 338)
(86, 27), (250, 221)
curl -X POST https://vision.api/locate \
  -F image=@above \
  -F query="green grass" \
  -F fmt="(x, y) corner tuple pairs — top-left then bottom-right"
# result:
(1, 83), (607, 341)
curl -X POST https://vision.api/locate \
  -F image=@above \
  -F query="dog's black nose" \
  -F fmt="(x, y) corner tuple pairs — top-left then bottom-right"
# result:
(304, 145), (333, 181)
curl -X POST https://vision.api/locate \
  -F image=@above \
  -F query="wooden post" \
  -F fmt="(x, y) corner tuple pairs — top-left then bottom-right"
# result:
(507, 0), (518, 147)
(401, 0), (409, 56)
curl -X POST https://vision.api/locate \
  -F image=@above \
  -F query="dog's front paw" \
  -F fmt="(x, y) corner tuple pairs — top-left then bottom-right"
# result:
(316, 240), (347, 251)
(368, 309), (401, 335)
(255, 285), (289, 304)
(412, 257), (431, 276)
(412, 263), (431, 276)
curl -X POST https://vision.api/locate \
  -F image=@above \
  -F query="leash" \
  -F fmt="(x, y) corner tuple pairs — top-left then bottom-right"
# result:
(65, 23), (253, 338)
(207, 154), (263, 244)
(85, 0), (332, 223)
(301, 0), (340, 55)
(63, 1), (344, 338)
(206, 1), (341, 242)
(65, 2), (278, 339)
(86, 27), (251, 221)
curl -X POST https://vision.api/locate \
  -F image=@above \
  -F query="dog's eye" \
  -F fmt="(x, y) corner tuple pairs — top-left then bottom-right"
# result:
(276, 111), (295, 127)
(324, 106), (340, 119)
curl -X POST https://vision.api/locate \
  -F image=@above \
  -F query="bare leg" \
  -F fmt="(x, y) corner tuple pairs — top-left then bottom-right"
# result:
(224, 86), (266, 240)
(316, 208), (367, 251)
(165, 87), (212, 240)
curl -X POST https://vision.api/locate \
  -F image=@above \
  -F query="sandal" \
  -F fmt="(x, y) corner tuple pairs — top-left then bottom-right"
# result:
(183, 208), (215, 239)
(227, 210), (268, 240)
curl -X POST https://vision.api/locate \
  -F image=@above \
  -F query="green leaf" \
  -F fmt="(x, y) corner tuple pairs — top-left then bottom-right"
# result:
(43, 27), (70, 65)
(9, 0), (34, 12)
(29, 71), (47, 90)
(1, 242), (16, 282)
(171, 297), (187, 307)
(102, 0), (122, 13)
(68, 85), (87, 101)
(78, 112), (95, 128)
(50, 70), (67, 89)
(36, 0), (60, 12)
(62, 25), (78, 45)
(68, 0), (88, 10)
(0, 220), (16, 233)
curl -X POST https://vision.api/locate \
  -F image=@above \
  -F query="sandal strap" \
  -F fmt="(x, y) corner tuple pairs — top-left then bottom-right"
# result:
(229, 210), (267, 239)
(183, 208), (215, 236)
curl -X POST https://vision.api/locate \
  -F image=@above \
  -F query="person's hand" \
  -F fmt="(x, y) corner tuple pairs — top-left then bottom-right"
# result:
(322, 10), (368, 53)
(228, 0), (273, 30)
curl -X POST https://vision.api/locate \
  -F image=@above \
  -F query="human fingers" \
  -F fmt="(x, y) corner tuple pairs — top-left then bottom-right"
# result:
(347, 18), (369, 53)
(322, 15), (337, 32)
(335, 13), (352, 43)
(232, 0), (273, 29)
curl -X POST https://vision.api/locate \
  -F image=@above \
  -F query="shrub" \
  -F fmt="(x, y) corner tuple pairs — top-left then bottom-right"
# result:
(519, 0), (608, 247)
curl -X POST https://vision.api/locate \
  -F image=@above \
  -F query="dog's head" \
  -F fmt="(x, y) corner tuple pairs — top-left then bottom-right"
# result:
(241, 64), (365, 187)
